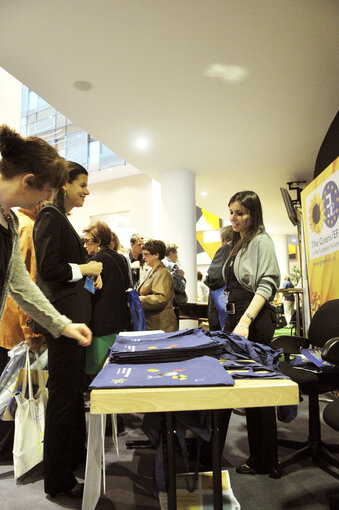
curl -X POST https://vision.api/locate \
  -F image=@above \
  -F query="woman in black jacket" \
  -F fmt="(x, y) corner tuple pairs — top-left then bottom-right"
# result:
(83, 221), (131, 376)
(33, 162), (102, 498)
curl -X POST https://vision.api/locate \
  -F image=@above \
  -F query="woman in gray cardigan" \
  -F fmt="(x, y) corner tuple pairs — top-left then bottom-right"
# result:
(222, 190), (281, 477)
(0, 125), (93, 346)
(0, 126), (96, 496)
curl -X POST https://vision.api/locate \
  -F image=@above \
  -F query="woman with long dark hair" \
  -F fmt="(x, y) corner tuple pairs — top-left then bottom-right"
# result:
(223, 190), (280, 343)
(222, 190), (280, 476)
(33, 161), (102, 498)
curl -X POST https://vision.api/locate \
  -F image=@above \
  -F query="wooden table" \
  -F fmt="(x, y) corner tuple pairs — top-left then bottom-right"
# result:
(82, 377), (299, 510)
(179, 301), (208, 321)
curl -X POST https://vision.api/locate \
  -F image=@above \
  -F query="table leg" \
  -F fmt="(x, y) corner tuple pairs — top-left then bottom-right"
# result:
(295, 293), (301, 336)
(212, 410), (223, 510)
(165, 411), (177, 510)
(82, 414), (103, 510)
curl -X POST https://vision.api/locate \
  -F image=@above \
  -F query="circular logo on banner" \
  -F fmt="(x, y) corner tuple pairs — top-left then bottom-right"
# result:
(322, 180), (339, 228)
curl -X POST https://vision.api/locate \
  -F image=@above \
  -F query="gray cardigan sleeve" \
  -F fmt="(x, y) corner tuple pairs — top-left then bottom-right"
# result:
(234, 233), (280, 302)
(8, 240), (71, 338)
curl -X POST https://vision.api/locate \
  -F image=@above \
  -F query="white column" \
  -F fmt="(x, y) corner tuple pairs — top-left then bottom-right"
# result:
(160, 169), (197, 302)
(152, 179), (162, 238)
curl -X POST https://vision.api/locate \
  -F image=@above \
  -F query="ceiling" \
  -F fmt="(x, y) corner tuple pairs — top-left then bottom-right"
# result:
(0, 0), (338, 235)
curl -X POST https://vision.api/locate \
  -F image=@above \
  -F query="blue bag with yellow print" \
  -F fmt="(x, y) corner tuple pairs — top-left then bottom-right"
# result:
(89, 355), (234, 389)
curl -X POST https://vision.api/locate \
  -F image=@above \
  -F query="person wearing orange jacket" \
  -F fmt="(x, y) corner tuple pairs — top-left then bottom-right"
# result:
(0, 207), (44, 463)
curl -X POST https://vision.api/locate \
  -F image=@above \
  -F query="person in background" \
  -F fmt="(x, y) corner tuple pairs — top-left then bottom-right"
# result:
(0, 206), (44, 462)
(164, 243), (181, 267)
(281, 274), (295, 326)
(205, 225), (233, 330)
(129, 233), (147, 288)
(163, 243), (187, 324)
(138, 240), (177, 332)
(197, 271), (209, 302)
(83, 221), (131, 377)
(222, 190), (280, 476)
(163, 244), (186, 293)
(110, 230), (122, 253)
(0, 126), (93, 471)
(110, 230), (133, 287)
(220, 225), (233, 246)
(33, 161), (102, 498)
(0, 207), (44, 353)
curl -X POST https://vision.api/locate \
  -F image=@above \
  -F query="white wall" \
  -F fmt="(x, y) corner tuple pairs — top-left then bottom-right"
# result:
(0, 67), (22, 130)
(68, 173), (154, 245)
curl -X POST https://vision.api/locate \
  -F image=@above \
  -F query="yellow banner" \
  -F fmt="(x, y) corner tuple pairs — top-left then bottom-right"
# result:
(301, 157), (339, 315)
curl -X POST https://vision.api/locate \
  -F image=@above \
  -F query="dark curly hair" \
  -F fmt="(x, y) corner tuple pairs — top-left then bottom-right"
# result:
(0, 124), (67, 189)
(143, 239), (166, 260)
(83, 221), (112, 248)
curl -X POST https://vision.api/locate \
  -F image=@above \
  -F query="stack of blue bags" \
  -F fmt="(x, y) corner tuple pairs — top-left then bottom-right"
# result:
(109, 328), (224, 364)
(89, 327), (286, 390)
(90, 328), (233, 389)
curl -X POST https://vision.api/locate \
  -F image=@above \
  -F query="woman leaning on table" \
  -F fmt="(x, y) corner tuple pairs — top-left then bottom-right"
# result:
(0, 126), (93, 465)
(222, 190), (280, 476)
(33, 161), (102, 498)
(138, 239), (177, 332)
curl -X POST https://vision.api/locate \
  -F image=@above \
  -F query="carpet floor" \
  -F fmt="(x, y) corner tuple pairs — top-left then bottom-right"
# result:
(1, 395), (338, 510)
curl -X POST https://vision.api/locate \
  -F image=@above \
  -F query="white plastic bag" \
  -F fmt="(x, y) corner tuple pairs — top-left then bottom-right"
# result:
(13, 347), (48, 479)
(0, 344), (48, 421)
(0, 343), (27, 419)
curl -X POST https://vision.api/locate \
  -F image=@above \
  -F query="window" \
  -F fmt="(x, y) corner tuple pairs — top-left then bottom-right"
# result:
(20, 85), (127, 173)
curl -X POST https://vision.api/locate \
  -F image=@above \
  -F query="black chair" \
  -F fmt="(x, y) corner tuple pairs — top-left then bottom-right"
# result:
(322, 337), (339, 508)
(271, 299), (339, 474)
(322, 336), (339, 436)
(322, 336), (339, 435)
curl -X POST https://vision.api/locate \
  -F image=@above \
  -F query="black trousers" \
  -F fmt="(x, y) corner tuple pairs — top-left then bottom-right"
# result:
(44, 335), (86, 494)
(245, 406), (278, 473)
(224, 300), (278, 473)
(0, 347), (14, 457)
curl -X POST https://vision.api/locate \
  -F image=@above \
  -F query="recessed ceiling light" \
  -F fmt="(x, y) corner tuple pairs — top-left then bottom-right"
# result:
(73, 80), (92, 91)
(135, 137), (149, 150)
(204, 64), (250, 84)
(201, 191), (207, 196)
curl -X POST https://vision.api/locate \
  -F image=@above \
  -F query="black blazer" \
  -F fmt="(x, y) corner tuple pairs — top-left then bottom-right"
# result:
(33, 205), (91, 324)
(89, 248), (130, 336)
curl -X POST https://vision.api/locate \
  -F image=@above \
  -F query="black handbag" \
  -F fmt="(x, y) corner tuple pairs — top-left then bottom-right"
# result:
(174, 289), (188, 306)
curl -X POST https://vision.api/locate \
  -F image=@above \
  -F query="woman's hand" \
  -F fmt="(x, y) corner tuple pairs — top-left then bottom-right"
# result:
(80, 260), (103, 277)
(61, 323), (92, 346)
(94, 274), (103, 290)
(233, 323), (250, 339)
